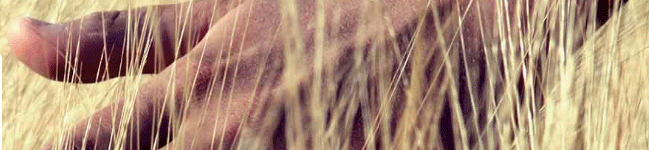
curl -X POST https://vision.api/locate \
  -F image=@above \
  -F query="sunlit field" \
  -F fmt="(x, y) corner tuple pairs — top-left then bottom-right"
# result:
(2, 0), (649, 149)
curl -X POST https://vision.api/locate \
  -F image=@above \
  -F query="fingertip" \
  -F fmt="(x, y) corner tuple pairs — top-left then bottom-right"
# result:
(8, 17), (54, 78)
(8, 18), (35, 65)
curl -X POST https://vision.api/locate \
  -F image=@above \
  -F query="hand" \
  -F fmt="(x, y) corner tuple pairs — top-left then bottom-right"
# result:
(10, 0), (281, 149)
(8, 0), (622, 149)
(7, 0), (520, 149)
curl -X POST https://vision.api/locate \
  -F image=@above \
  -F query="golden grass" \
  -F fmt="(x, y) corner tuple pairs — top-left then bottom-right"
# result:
(2, 0), (649, 149)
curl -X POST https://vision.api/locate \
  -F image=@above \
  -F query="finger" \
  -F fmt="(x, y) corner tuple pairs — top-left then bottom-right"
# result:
(154, 101), (246, 150)
(47, 96), (172, 150)
(150, 0), (284, 149)
(8, 0), (244, 83)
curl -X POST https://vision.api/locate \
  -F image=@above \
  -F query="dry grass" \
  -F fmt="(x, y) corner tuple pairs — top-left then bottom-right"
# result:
(2, 0), (649, 149)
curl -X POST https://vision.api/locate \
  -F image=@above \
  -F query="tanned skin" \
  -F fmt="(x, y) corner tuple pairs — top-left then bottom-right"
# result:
(8, 0), (622, 149)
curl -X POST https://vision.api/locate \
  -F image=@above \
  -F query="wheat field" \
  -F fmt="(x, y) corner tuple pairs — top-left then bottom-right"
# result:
(2, 0), (649, 149)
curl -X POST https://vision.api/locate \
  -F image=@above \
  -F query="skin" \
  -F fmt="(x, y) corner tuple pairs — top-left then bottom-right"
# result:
(9, 0), (239, 83)
(8, 0), (622, 149)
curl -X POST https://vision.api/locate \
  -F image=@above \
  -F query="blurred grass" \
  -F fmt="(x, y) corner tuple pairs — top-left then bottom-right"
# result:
(1, 0), (649, 150)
